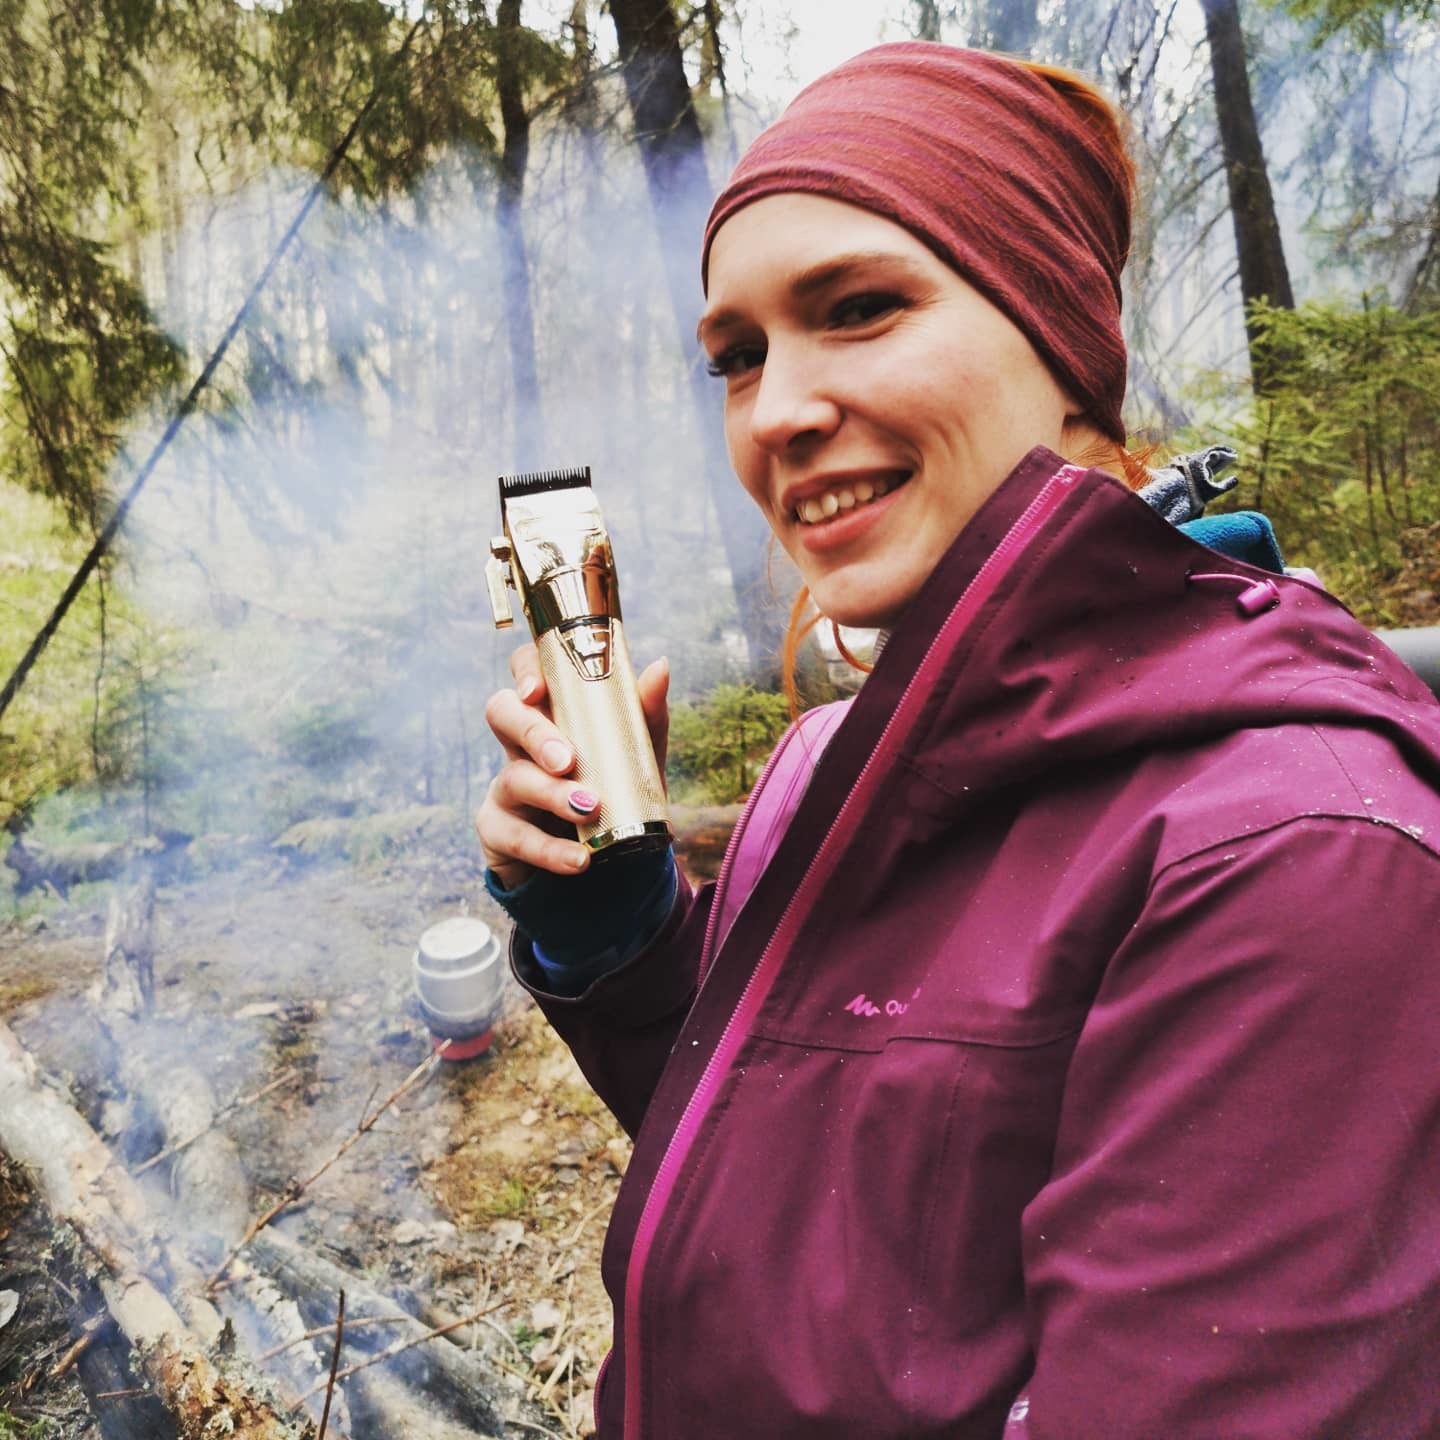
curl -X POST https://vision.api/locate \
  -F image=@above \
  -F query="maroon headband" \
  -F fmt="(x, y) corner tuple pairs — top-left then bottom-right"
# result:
(701, 43), (1132, 443)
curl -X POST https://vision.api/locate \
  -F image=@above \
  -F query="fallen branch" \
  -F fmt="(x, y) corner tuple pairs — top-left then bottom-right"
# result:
(485, 1349), (575, 1438)
(250, 1227), (545, 1436)
(206, 1041), (451, 1293)
(229, 1259), (353, 1435)
(0, 1020), (312, 1440)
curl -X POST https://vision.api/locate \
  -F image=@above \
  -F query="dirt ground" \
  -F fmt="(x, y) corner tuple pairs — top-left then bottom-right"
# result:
(0, 834), (661, 1439)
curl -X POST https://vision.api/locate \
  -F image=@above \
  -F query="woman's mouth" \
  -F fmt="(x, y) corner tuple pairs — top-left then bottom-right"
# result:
(793, 471), (911, 525)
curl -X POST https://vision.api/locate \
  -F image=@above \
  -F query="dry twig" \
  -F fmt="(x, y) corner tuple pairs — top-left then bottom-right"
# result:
(49, 1310), (111, 1379)
(132, 1067), (301, 1176)
(206, 1041), (451, 1291)
(316, 1289), (344, 1440)
(257, 1313), (406, 1363)
(484, 1345), (578, 1439)
(288, 1297), (509, 1409)
(508, 1419), (567, 1439)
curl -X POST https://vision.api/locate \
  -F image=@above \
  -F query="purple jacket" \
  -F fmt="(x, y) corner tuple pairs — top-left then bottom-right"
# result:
(515, 450), (1440, 1439)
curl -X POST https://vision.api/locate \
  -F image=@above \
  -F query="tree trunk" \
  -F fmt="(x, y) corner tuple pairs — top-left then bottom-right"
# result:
(912, 0), (944, 41)
(495, 0), (544, 465)
(1200, 0), (1295, 390)
(1403, 163), (1440, 310)
(607, 0), (785, 677)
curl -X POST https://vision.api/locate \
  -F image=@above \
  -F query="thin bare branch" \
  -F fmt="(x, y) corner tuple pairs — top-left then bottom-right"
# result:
(132, 1067), (301, 1176)
(316, 1289), (344, 1440)
(205, 1040), (450, 1292)
(289, 1297), (508, 1409)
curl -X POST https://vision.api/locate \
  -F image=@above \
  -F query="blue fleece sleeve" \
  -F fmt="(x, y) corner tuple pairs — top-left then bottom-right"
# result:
(485, 846), (677, 997)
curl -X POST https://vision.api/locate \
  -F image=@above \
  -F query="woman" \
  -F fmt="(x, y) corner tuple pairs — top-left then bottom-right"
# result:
(478, 43), (1440, 1439)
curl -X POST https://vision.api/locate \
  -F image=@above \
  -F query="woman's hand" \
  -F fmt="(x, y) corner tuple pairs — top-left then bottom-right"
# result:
(477, 643), (670, 892)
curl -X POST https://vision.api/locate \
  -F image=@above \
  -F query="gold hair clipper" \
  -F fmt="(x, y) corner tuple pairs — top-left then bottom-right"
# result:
(487, 467), (671, 857)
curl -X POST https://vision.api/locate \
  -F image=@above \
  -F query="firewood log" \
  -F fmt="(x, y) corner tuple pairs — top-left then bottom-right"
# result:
(0, 1020), (313, 1440)
(89, 877), (347, 1429)
(249, 1228), (543, 1437)
(94, 875), (249, 1248)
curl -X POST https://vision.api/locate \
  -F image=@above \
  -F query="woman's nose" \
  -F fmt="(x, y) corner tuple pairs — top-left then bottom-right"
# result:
(746, 345), (841, 454)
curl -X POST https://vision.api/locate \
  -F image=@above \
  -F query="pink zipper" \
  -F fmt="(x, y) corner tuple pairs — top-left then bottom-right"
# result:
(620, 467), (1083, 1438)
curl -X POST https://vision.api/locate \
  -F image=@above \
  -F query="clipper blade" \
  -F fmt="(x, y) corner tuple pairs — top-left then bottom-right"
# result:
(498, 466), (592, 499)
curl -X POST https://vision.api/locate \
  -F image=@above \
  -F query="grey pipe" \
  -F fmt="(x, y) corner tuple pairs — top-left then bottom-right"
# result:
(1376, 627), (1440, 700)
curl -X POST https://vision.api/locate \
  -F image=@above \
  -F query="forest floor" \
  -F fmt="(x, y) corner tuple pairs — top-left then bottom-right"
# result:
(0, 834), (679, 1439)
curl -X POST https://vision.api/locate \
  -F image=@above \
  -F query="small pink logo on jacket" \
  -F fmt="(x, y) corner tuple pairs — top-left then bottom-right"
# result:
(844, 988), (920, 1019)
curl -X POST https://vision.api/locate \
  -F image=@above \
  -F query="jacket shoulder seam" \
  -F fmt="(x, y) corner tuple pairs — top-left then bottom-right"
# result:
(1148, 811), (1440, 902)
(1304, 722), (1372, 813)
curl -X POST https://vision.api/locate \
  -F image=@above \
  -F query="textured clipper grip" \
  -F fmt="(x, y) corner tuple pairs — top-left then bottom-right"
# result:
(537, 620), (670, 851)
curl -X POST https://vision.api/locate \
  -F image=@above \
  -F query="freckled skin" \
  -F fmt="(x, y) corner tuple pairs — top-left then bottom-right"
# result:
(702, 194), (1107, 630)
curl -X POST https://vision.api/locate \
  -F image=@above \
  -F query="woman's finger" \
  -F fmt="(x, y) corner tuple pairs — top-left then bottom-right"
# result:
(476, 768), (593, 886)
(484, 688), (576, 775)
(637, 656), (671, 778)
(509, 642), (546, 705)
(478, 814), (590, 890)
(491, 758), (600, 829)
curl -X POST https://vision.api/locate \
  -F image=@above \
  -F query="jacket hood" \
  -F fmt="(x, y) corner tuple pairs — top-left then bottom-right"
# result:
(866, 447), (1440, 803)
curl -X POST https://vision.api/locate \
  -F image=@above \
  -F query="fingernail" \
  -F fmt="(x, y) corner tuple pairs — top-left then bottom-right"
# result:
(568, 847), (589, 870)
(542, 739), (571, 771)
(568, 788), (598, 815)
(519, 675), (541, 702)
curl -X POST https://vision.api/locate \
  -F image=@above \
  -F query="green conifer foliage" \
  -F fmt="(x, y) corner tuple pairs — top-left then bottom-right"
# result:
(1229, 297), (1440, 623)
(0, 0), (185, 529)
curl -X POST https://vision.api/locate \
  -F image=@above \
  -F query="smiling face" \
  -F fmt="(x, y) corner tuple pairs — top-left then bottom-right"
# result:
(701, 193), (1089, 630)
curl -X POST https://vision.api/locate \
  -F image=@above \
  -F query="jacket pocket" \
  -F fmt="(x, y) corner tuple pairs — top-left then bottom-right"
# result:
(640, 1027), (1076, 1436)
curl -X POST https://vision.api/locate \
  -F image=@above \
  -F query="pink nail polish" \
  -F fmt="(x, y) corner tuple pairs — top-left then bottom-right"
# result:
(569, 788), (598, 814)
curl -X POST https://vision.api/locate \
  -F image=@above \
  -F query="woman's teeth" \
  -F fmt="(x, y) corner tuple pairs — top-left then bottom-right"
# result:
(795, 476), (897, 525)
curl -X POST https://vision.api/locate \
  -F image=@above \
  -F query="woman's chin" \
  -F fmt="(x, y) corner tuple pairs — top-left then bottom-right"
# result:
(809, 584), (909, 634)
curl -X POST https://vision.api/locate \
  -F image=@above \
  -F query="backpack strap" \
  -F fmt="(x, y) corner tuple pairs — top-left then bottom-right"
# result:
(709, 699), (852, 962)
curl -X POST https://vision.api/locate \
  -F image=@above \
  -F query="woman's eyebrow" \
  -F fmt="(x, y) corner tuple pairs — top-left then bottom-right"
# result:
(789, 250), (926, 297)
(698, 250), (927, 344)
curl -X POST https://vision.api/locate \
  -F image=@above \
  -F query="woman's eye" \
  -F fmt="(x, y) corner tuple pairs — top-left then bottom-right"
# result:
(829, 291), (905, 327)
(706, 343), (766, 378)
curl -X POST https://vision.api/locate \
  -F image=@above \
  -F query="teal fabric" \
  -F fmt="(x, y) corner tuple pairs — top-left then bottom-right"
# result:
(1179, 511), (1284, 575)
